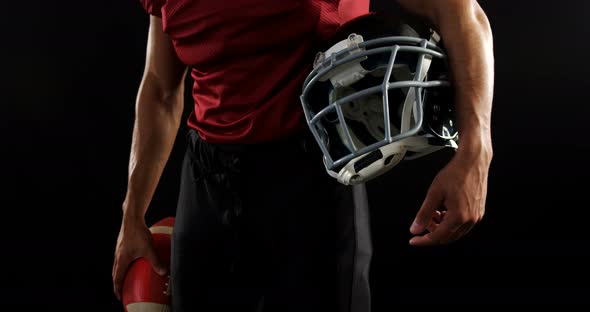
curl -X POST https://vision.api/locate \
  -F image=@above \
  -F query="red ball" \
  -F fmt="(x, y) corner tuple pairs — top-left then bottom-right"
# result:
(122, 217), (175, 312)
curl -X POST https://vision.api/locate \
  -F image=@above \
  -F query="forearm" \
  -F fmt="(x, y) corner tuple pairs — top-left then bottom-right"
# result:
(433, 1), (494, 162)
(122, 73), (185, 222)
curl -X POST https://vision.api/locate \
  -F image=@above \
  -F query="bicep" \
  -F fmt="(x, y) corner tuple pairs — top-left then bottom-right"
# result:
(394, 0), (487, 28)
(141, 16), (187, 97)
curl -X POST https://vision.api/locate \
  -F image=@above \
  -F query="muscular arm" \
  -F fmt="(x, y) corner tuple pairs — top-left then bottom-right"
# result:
(395, 0), (495, 245)
(123, 16), (188, 221)
(113, 16), (187, 299)
(397, 0), (494, 161)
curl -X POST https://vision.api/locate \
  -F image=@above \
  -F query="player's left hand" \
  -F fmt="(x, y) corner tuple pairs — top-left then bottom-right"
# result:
(408, 151), (491, 246)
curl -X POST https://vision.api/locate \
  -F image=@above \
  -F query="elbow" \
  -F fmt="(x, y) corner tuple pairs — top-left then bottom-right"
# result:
(138, 71), (186, 117)
(158, 85), (185, 119)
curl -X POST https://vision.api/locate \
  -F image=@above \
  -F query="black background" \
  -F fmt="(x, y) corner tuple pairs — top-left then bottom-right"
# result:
(3, 0), (589, 310)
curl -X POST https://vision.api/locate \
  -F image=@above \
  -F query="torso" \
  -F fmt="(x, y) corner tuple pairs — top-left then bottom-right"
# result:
(158, 0), (369, 143)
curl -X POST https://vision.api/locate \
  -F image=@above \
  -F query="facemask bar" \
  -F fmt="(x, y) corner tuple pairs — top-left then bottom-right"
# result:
(300, 35), (449, 171)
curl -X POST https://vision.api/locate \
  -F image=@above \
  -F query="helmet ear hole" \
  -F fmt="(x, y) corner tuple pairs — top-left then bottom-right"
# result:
(384, 154), (396, 166)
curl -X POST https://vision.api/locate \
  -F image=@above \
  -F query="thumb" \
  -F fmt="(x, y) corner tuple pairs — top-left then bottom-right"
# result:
(145, 245), (168, 276)
(410, 183), (444, 235)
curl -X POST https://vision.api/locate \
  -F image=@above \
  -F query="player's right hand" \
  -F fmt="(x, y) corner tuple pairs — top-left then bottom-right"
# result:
(112, 216), (168, 300)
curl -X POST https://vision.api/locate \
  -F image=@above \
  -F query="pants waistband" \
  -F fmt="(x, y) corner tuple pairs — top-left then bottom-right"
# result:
(186, 128), (316, 155)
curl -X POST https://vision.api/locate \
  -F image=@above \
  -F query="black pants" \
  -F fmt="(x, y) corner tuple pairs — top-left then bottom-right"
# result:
(171, 129), (372, 312)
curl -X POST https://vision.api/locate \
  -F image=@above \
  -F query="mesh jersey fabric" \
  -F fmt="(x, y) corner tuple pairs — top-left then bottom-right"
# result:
(138, 0), (371, 143)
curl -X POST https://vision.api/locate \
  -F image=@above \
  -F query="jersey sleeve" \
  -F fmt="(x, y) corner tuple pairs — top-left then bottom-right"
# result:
(139, 0), (165, 17)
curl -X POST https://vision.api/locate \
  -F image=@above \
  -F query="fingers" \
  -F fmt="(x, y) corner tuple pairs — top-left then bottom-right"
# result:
(436, 210), (447, 223)
(409, 217), (458, 246)
(426, 220), (438, 233)
(112, 250), (133, 301)
(425, 210), (446, 233)
(409, 212), (477, 246)
(410, 183), (444, 235)
(112, 246), (166, 301)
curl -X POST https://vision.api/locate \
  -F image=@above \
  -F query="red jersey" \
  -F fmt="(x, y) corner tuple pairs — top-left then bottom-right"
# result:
(139, 0), (369, 143)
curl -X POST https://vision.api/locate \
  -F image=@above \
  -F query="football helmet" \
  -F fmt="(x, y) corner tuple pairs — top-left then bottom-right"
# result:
(300, 13), (459, 185)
